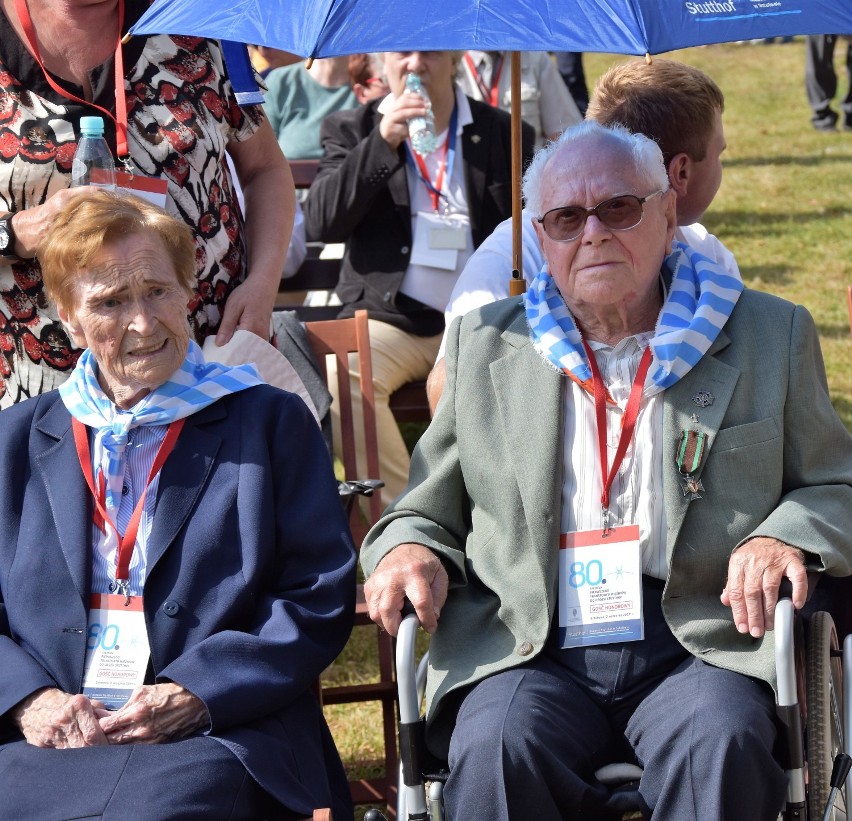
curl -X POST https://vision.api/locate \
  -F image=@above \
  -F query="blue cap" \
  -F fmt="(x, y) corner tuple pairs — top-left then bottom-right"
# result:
(79, 116), (105, 136)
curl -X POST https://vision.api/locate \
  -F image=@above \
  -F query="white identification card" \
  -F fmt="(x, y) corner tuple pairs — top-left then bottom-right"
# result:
(115, 171), (169, 208)
(82, 593), (150, 709)
(558, 524), (644, 648)
(410, 211), (460, 270)
(429, 221), (467, 250)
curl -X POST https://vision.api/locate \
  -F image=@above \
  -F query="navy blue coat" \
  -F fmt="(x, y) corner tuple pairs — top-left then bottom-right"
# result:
(0, 385), (356, 817)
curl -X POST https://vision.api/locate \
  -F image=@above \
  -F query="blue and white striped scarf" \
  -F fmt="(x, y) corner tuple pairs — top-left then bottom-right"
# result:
(524, 241), (743, 395)
(60, 340), (262, 518)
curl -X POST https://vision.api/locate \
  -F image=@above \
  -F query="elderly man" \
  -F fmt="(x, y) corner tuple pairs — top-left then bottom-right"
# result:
(428, 58), (732, 411)
(361, 121), (852, 820)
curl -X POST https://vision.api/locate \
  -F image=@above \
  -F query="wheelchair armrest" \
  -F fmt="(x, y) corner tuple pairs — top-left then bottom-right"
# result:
(397, 610), (422, 725)
(775, 596), (797, 708)
(396, 610), (431, 817)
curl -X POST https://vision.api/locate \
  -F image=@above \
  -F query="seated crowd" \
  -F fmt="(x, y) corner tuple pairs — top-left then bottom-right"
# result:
(2, 43), (851, 821)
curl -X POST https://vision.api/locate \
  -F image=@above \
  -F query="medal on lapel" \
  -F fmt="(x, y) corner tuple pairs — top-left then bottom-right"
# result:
(676, 420), (709, 500)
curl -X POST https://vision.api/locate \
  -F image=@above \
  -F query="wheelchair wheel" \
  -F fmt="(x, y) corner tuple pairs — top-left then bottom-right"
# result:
(807, 611), (846, 820)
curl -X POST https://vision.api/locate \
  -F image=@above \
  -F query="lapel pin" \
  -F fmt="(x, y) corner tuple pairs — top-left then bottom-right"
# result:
(692, 390), (714, 408)
(470, 134), (481, 144)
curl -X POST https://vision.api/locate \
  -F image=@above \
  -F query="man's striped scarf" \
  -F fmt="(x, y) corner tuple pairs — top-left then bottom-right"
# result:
(524, 241), (743, 394)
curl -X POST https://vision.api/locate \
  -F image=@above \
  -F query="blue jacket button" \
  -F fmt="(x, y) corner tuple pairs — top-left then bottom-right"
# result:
(163, 600), (180, 616)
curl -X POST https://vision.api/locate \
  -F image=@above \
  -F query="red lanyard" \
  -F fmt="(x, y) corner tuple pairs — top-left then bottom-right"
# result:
(72, 418), (184, 583)
(412, 130), (451, 213)
(464, 53), (503, 107)
(15, 0), (130, 160)
(582, 342), (652, 523)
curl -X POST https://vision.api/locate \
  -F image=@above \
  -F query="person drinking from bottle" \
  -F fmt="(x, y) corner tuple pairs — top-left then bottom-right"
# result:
(304, 50), (534, 507)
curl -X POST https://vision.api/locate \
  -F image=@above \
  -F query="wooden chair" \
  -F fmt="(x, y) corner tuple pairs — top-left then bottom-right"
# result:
(283, 154), (433, 421)
(846, 285), (852, 337)
(304, 310), (398, 816)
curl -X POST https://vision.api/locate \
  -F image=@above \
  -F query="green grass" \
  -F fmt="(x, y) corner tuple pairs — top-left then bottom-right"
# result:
(323, 41), (852, 819)
(586, 43), (852, 429)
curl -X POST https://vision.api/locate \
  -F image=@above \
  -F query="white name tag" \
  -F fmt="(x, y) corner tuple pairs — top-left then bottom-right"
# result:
(558, 524), (643, 648)
(429, 222), (467, 250)
(115, 171), (169, 209)
(410, 211), (461, 270)
(82, 593), (150, 709)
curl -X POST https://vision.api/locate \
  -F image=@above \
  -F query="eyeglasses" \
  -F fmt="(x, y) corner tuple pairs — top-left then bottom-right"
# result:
(537, 191), (663, 243)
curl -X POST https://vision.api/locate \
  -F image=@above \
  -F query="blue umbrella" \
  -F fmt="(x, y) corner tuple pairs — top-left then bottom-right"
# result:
(129, 0), (852, 58)
(127, 0), (852, 286)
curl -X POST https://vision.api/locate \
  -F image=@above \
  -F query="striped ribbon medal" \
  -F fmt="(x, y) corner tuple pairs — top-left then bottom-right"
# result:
(676, 427), (709, 500)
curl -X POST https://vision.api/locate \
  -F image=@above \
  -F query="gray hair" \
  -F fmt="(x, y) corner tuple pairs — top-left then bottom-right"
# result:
(522, 120), (670, 216)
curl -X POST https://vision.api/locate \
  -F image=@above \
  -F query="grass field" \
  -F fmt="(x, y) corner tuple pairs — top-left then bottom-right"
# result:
(323, 40), (852, 819)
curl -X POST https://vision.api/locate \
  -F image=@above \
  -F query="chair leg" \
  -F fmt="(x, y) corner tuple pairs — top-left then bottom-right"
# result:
(846, 285), (852, 337)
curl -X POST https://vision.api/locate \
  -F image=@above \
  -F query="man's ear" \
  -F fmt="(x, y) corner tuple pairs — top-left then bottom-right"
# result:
(57, 305), (86, 348)
(667, 152), (692, 199)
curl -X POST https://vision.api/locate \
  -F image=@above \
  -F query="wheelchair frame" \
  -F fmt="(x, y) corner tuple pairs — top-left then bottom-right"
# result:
(382, 596), (851, 821)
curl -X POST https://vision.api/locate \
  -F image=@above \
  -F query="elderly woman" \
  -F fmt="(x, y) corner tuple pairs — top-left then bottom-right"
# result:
(361, 121), (852, 819)
(0, 191), (355, 820)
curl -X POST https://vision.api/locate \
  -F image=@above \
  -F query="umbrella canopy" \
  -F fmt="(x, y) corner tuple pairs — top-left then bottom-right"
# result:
(131, 0), (852, 58)
(128, 0), (852, 288)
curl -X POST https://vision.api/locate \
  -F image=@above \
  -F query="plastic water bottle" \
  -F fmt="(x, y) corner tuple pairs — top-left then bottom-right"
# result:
(71, 116), (116, 189)
(404, 73), (439, 155)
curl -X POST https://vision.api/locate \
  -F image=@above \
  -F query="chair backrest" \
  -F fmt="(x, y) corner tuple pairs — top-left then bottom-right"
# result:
(304, 309), (383, 538)
(290, 158), (321, 190)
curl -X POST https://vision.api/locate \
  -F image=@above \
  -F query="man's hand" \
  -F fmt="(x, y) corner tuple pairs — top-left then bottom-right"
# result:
(378, 92), (429, 151)
(13, 688), (110, 748)
(364, 543), (449, 636)
(720, 537), (808, 637)
(98, 683), (209, 745)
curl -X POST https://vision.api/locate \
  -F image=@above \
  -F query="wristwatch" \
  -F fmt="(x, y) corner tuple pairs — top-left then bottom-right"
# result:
(0, 215), (17, 258)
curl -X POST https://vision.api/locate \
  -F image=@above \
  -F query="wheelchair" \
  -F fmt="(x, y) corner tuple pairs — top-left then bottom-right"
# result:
(368, 587), (852, 821)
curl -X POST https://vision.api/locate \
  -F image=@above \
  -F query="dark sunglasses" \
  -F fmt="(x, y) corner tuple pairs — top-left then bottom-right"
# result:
(537, 191), (663, 243)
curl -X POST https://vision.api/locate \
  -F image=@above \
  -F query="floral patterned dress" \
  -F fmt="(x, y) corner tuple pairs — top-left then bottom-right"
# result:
(0, 0), (263, 407)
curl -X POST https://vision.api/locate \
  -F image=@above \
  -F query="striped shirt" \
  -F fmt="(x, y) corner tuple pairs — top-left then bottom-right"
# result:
(90, 425), (167, 596)
(561, 333), (668, 579)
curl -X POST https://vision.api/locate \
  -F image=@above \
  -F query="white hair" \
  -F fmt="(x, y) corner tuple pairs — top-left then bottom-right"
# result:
(522, 120), (670, 216)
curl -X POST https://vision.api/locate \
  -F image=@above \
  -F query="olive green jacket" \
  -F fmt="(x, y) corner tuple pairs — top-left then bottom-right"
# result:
(361, 290), (852, 758)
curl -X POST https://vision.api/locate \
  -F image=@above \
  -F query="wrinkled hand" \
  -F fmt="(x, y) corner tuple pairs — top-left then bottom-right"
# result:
(215, 274), (276, 345)
(720, 537), (807, 638)
(13, 688), (110, 748)
(364, 543), (449, 636)
(378, 91), (429, 151)
(98, 683), (209, 745)
(12, 188), (93, 259)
